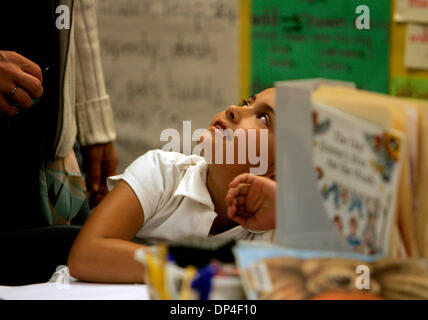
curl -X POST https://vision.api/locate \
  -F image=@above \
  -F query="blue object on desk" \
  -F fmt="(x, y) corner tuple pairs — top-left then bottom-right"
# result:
(191, 265), (217, 300)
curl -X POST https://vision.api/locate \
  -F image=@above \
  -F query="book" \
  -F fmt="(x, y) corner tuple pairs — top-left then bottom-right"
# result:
(312, 85), (428, 258)
(311, 102), (404, 256)
(233, 241), (428, 300)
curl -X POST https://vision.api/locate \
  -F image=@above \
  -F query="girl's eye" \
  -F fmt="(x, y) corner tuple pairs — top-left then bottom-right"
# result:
(258, 113), (269, 126)
(239, 99), (249, 107)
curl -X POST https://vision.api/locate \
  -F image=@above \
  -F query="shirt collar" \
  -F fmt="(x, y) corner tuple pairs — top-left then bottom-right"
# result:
(173, 156), (215, 211)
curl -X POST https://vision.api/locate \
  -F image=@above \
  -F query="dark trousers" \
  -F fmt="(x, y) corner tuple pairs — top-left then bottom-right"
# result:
(0, 112), (90, 285)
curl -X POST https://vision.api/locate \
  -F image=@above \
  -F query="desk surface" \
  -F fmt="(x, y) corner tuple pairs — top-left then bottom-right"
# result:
(0, 282), (149, 300)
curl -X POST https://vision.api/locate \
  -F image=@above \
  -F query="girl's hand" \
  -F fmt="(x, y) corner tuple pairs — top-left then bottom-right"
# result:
(226, 173), (276, 231)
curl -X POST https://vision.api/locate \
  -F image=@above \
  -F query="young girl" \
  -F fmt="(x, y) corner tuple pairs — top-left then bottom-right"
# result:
(67, 88), (276, 284)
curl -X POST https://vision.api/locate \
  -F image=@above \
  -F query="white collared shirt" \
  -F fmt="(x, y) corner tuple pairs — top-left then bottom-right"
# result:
(107, 150), (274, 242)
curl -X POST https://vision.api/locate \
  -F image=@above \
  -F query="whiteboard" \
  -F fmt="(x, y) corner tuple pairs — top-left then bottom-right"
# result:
(96, 0), (240, 171)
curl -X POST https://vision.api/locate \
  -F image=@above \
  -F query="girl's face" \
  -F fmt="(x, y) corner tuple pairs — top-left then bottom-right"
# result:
(200, 88), (276, 176)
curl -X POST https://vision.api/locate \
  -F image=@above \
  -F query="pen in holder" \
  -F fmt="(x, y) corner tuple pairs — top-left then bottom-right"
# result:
(134, 241), (245, 300)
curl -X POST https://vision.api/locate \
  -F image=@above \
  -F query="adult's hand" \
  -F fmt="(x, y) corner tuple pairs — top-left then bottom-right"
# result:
(0, 50), (43, 116)
(82, 142), (118, 208)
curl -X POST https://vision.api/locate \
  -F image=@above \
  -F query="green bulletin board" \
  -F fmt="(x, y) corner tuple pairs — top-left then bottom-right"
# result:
(250, 0), (390, 94)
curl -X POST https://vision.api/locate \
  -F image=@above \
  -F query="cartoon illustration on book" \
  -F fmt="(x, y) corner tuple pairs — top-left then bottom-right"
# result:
(332, 215), (343, 237)
(346, 217), (361, 247)
(366, 133), (401, 183)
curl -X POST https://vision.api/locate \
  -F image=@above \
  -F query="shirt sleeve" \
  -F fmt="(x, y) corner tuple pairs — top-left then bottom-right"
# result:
(107, 150), (177, 224)
(73, 0), (117, 146)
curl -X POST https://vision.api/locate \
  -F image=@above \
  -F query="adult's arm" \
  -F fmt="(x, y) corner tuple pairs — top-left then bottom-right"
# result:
(73, 0), (118, 206)
(74, 0), (116, 146)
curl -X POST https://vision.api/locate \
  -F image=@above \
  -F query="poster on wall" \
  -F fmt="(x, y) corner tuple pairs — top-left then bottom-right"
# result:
(395, 0), (428, 24)
(405, 24), (428, 70)
(250, 0), (390, 94)
(389, 9), (428, 101)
